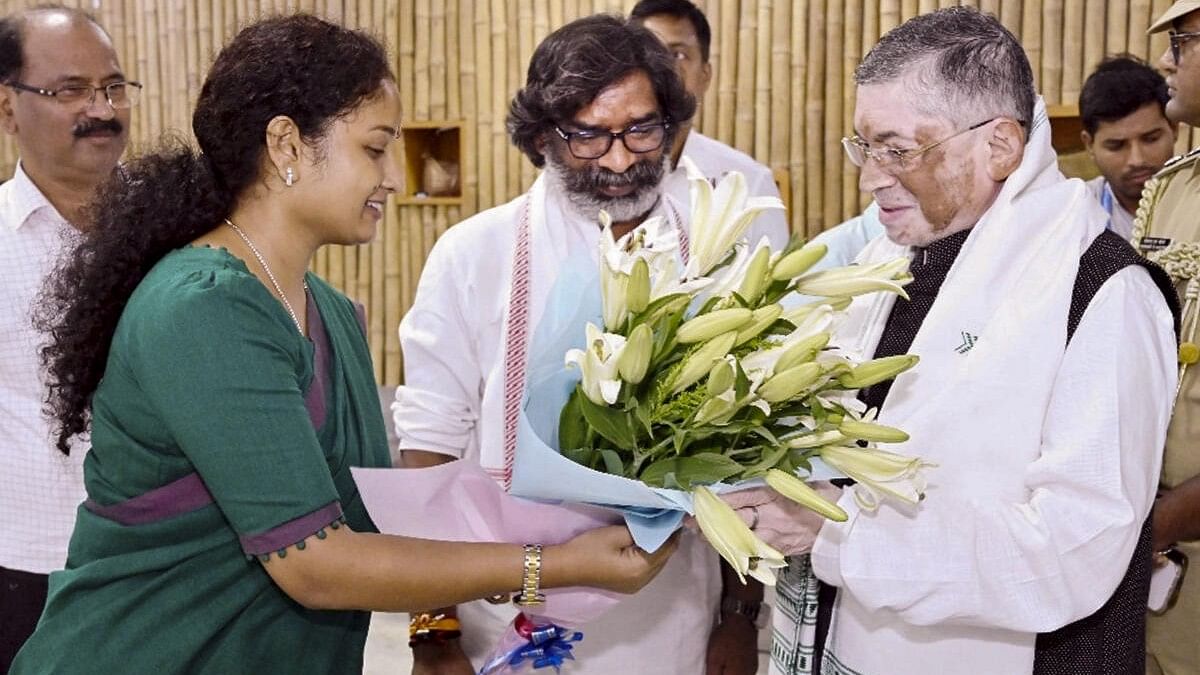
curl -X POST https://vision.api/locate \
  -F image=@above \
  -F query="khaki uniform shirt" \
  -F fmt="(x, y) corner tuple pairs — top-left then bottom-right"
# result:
(1133, 149), (1200, 675)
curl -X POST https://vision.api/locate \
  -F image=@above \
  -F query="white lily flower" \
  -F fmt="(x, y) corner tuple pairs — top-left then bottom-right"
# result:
(692, 486), (787, 586)
(564, 322), (626, 406)
(600, 263), (632, 331)
(682, 158), (785, 278)
(818, 445), (936, 511)
(598, 211), (695, 329)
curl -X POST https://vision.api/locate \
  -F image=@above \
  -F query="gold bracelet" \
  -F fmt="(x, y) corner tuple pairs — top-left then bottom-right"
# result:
(513, 543), (545, 607)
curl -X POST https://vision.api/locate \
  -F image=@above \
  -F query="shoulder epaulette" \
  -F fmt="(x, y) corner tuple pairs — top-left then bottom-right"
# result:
(1154, 147), (1200, 178)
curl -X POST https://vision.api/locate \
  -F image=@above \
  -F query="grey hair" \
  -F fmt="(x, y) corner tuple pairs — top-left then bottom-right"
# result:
(855, 6), (1034, 134)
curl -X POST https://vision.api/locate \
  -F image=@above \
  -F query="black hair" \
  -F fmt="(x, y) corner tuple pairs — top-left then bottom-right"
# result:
(629, 0), (712, 63)
(0, 4), (104, 83)
(1079, 55), (1169, 134)
(38, 14), (394, 454)
(507, 14), (696, 168)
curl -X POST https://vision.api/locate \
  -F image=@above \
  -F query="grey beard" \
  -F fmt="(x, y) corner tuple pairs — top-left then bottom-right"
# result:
(542, 155), (669, 223)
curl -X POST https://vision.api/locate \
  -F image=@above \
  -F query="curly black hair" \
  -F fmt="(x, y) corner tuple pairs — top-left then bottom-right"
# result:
(507, 14), (696, 168)
(38, 14), (394, 454)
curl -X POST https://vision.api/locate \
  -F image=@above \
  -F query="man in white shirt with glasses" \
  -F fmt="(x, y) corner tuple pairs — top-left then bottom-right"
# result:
(0, 6), (137, 668)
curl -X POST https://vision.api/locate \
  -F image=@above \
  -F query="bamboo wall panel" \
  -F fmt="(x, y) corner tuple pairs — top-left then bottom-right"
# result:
(1, 0), (1196, 384)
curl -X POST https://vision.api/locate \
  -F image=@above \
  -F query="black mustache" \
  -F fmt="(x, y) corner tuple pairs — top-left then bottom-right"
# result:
(73, 119), (123, 138)
(565, 157), (663, 195)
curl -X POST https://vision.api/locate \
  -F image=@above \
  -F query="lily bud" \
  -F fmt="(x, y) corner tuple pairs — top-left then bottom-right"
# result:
(671, 331), (739, 394)
(837, 354), (919, 389)
(735, 304), (783, 345)
(757, 362), (824, 403)
(627, 258), (651, 314)
(693, 395), (739, 426)
(792, 257), (912, 299)
(771, 243), (829, 281)
(736, 243), (773, 305)
(838, 419), (910, 444)
(617, 323), (653, 384)
(692, 486), (787, 585)
(764, 469), (847, 521)
(677, 308), (754, 344)
(774, 332), (830, 372)
(784, 428), (847, 448)
(706, 357), (736, 396)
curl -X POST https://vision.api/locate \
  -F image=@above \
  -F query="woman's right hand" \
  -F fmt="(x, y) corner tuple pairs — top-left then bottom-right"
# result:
(549, 525), (679, 594)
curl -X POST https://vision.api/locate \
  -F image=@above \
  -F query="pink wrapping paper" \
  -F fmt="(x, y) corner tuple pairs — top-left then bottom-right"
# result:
(351, 460), (623, 625)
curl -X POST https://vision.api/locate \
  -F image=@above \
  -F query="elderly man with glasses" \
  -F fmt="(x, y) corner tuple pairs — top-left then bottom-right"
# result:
(0, 5), (136, 670)
(1134, 4), (1200, 674)
(757, 7), (1179, 675)
(392, 14), (773, 675)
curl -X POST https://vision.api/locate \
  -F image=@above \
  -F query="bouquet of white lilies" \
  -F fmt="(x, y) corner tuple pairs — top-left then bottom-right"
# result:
(554, 159), (933, 585)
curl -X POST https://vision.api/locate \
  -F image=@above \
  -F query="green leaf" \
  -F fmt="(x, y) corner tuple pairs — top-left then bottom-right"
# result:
(558, 388), (589, 451)
(599, 449), (627, 476)
(632, 399), (655, 438)
(639, 452), (745, 488)
(740, 444), (789, 477)
(577, 387), (638, 450)
(561, 446), (599, 470)
(632, 292), (689, 327)
(734, 361), (750, 400)
(809, 395), (828, 426)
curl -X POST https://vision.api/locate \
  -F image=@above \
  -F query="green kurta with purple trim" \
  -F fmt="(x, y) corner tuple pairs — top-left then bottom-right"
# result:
(12, 247), (391, 674)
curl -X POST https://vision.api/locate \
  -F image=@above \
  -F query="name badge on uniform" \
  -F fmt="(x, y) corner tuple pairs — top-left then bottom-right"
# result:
(1140, 236), (1172, 252)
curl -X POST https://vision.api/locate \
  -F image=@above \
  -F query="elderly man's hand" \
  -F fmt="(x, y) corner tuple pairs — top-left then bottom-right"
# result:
(719, 483), (842, 555)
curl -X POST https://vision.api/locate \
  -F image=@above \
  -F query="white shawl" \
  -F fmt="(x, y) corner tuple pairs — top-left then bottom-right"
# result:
(813, 99), (1117, 674)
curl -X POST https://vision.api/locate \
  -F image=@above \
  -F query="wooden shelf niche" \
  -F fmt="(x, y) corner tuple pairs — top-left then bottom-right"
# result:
(398, 121), (465, 205)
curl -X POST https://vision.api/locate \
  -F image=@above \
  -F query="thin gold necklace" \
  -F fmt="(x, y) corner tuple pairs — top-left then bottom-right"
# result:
(223, 217), (305, 332)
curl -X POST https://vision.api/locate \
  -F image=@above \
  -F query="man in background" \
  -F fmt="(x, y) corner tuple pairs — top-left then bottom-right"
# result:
(0, 5), (135, 668)
(1139, 3), (1200, 674)
(631, 0), (790, 254)
(1079, 55), (1177, 239)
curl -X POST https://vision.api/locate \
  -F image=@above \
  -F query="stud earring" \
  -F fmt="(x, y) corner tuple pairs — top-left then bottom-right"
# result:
(285, 167), (295, 187)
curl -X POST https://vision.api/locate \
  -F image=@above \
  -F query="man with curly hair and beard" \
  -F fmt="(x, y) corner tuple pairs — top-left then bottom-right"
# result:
(393, 14), (780, 675)
(0, 5), (133, 669)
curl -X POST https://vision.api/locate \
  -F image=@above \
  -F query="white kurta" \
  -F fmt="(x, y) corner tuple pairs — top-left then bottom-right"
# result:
(395, 172), (790, 672)
(1085, 175), (1136, 240)
(664, 130), (791, 251)
(807, 102), (1177, 675)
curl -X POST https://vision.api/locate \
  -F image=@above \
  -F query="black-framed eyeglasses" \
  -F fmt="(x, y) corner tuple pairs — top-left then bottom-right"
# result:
(553, 121), (670, 160)
(5, 81), (143, 109)
(1169, 30), (1200, 65)
(842, 117), (1001, 173)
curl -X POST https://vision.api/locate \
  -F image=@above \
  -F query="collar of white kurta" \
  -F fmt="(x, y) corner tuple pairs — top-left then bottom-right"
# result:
(486, 174), (688, 487)
(2, 161), (62, 232)
(823, 98), (1109, 674)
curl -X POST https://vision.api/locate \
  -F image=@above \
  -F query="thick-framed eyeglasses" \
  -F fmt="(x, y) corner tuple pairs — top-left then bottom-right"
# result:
(1169, 30), (1200, 65)
(842, 117), (999, 173)
(554, 121), (670, 160)
(5, 81), (143, 109)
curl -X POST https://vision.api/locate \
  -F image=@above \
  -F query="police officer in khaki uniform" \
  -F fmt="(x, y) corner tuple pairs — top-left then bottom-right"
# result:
(1138, 3), (1200, 674)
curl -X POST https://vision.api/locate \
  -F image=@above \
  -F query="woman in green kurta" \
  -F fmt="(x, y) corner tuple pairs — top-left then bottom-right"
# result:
(12, 15), (675, 674)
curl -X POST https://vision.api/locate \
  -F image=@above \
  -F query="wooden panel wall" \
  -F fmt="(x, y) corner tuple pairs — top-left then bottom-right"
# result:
(0, 0), (1189, 384)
